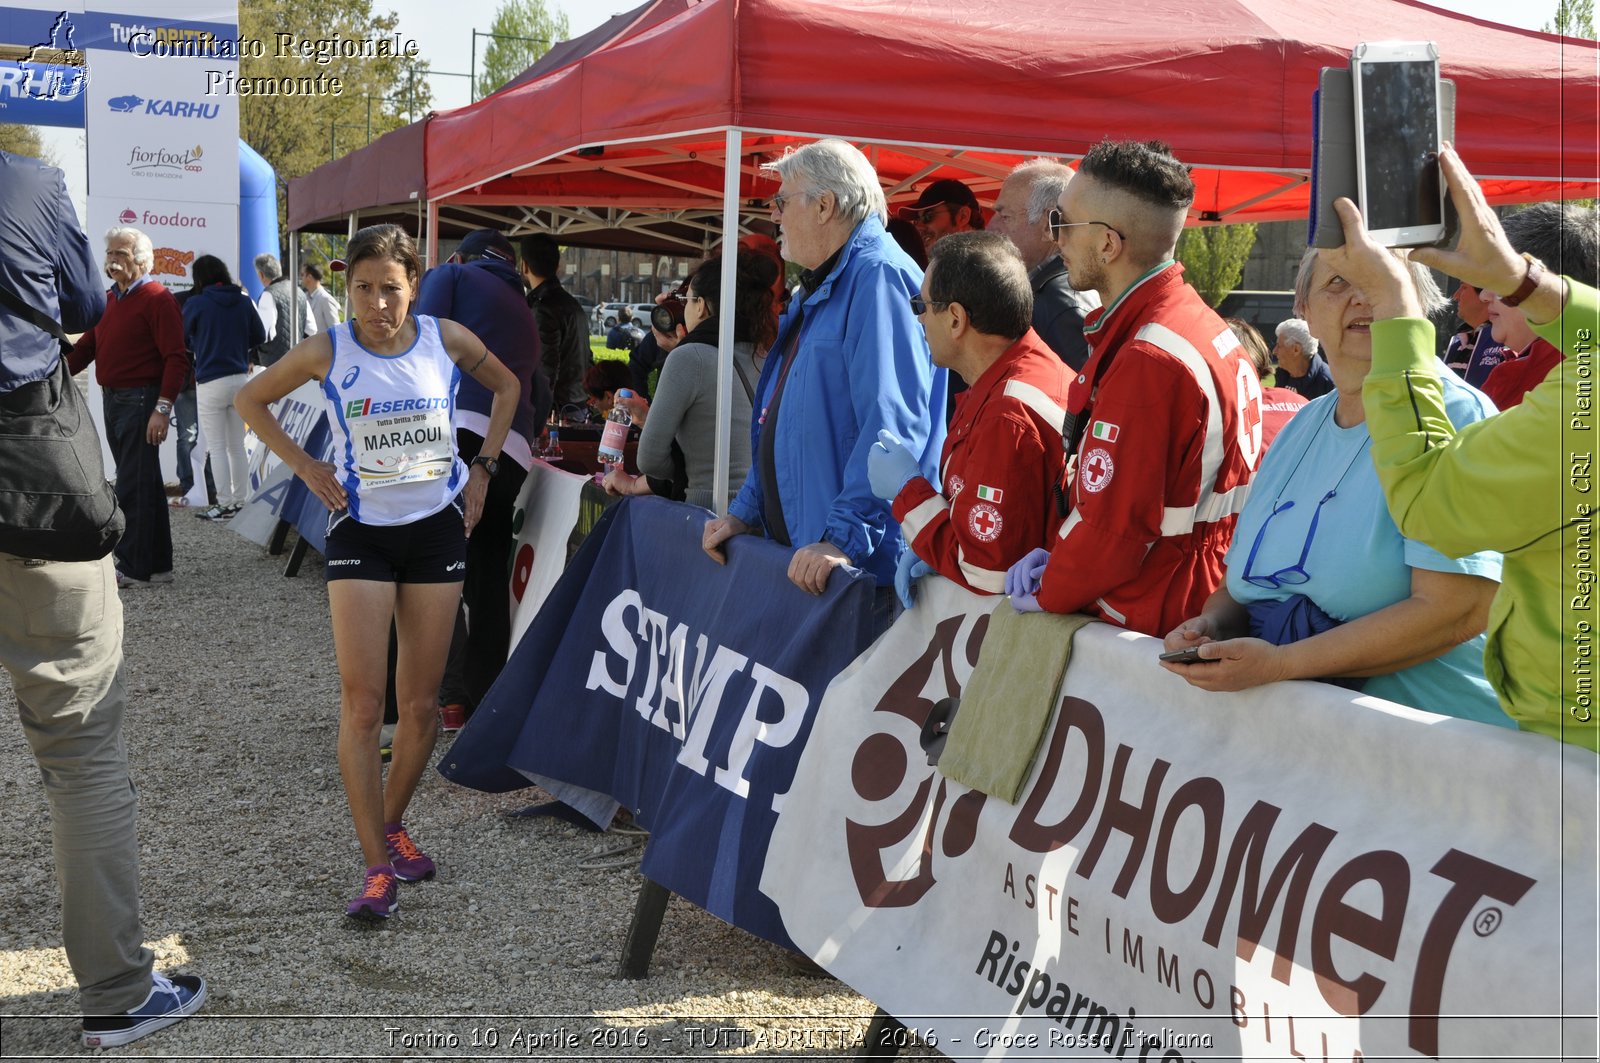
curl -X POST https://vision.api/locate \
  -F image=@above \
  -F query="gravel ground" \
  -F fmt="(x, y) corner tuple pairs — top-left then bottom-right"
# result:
(0, 513), (936, 1061)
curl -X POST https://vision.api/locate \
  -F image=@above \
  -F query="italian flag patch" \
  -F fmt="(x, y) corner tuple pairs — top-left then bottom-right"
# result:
(976, 485), (1003, 503)
(1091, 421), (1120, 442)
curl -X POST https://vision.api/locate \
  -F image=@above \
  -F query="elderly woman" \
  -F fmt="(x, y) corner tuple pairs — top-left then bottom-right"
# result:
(1161, 242), (1512, 728)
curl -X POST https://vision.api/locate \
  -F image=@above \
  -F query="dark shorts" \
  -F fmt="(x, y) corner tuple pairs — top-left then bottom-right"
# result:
(324, 500), (466, 583)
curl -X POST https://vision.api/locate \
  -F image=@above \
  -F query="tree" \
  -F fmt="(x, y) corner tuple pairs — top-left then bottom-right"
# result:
(1544, 0), (1595, 36)
(476, 0), (569, 100)
(1175, 223), (1258, 307)
(0, 125), (55, 166)
(237, 0), (433, 241)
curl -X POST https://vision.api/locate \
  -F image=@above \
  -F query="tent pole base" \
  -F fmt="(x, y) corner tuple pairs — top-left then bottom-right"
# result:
(619, 877), (671, 979)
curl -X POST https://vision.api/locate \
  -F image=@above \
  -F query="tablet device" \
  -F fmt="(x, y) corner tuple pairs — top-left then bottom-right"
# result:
(1352, 41), (1446, 247)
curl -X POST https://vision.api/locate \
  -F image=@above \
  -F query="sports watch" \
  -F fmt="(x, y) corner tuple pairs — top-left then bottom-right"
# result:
(471, 454), (500, 477)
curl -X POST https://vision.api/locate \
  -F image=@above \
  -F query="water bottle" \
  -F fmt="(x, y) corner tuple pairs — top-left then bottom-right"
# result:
(597, 388), (632, 469)
(544, 427), (562, 460)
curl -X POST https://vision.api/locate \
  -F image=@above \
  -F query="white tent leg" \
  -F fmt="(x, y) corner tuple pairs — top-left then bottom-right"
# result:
(712, 128), (742, 518)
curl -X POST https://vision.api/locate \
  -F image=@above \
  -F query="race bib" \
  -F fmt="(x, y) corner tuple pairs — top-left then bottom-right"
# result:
(350, 406), (453, 487)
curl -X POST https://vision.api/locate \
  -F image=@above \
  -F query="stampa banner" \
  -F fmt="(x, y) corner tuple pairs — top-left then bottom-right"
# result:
(763, 578), (1599, 1061)
(442, 495), (881, 947)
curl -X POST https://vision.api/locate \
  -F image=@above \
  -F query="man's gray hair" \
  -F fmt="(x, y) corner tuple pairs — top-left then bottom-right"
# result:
(104, 227), (153, 269)
(254, 253), (283, 282)
(1009, 158), (1075, 225)
(1504, 202), (1600, 286)
(1291, 246), (1447, 323)
(1274, 317), (1318, 355)
(762, 139), (887, 227)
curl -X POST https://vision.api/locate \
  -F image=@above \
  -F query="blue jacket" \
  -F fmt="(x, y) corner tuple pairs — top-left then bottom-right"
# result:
(729, 215), (946, 585)
(0, 150), (104, 392)
(415, 258), (551, 445)
(183, 283), (265, 383)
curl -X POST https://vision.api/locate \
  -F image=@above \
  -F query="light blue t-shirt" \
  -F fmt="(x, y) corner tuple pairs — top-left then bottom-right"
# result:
(1226, 381), (1513, 728)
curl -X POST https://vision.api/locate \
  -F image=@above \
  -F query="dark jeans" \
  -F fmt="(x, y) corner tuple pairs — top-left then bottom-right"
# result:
(439, 430), (528, 712)
(103, 386), (172, 580)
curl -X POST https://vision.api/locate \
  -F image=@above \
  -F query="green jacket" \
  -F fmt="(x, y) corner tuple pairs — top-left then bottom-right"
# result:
(1363, 281), (1598, 752)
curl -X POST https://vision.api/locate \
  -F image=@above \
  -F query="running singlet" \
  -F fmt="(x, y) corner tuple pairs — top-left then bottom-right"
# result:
(322, 314), (466, 527)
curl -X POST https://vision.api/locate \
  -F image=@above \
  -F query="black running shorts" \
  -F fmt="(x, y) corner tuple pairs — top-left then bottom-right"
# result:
(324, 500), (466, 583)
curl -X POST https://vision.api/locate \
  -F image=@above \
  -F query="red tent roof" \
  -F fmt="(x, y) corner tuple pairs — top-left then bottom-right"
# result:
(423, 0), (1598, 224)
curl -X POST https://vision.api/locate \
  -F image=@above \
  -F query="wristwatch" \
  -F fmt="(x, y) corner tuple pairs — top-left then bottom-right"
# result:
(471, 454), (500, 477)
(154, 400), (173, 416)
(1501, 253), (1545, 308)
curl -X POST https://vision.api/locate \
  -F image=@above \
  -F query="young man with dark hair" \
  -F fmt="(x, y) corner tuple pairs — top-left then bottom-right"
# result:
(519, 233), (591, 412)
(1006, 139), (1260, 638)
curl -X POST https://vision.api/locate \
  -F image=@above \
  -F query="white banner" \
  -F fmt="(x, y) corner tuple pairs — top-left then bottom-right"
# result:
(86, 194), (238, 292)
(764, 579), (1599, 1061)
(230, 378), (323, 546)
(507, 460), (588, 651)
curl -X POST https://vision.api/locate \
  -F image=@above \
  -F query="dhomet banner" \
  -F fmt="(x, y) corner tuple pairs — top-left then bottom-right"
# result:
(763, 578), (1599, 1061)
(442, 495), (881, 947)
(506, 460), (587, 652)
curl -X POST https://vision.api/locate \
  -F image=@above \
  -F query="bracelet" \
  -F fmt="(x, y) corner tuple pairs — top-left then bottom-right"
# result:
(1501, 253), (1545, 309)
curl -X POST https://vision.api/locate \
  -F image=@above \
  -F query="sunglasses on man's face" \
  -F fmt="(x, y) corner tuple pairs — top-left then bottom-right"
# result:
(1047, 208), (1125, 242)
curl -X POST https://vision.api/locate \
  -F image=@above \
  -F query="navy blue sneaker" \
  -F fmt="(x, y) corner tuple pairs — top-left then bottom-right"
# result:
(82, 971), (206, 1048)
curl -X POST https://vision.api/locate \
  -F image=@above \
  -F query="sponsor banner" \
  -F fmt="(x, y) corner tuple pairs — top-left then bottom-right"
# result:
(86, 195), (237, 292)
(764, 578), (1599, 1061)
(85, 44), (237, 203)
(232, 380), (328, 547)
(0, 3), (88, 127)
(441, 496), (881, 947)
(507, 460), (588, 651)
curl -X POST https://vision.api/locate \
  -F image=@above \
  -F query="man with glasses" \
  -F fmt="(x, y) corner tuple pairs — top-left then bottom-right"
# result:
(898, 178), (985, 251)
(989, 159), (1100, 370)
(867, 232), (1072, 608)
(703, 139), (945, 611)
(1005, 140), (1261, 638)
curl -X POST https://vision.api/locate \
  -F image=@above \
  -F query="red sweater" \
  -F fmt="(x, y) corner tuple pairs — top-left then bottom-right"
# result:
(1480, 338), (1562, 411)
(67, 280), (188, 399)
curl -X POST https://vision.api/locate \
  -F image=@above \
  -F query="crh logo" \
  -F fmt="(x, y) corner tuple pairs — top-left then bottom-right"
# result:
(846, 607), (1540, 1059)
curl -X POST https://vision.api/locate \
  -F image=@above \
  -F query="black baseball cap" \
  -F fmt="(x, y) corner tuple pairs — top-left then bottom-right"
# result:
(456, 228), (515, 264)
(899, 178), (983, 222)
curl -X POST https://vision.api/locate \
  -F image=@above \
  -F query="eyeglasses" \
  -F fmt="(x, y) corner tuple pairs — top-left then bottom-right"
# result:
(1240, 490), (1336, 590)
(899, 204), (954, 225)
(909, 294), (950, 316)
(1048, 208), (1125, 242)
(768, 190), (812, 214)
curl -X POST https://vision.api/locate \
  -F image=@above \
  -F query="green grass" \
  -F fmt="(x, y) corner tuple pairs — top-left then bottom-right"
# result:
(592, 337), (628, 363)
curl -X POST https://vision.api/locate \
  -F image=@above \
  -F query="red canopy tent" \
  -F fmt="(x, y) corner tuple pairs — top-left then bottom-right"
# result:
(418, 0), (1599, 244)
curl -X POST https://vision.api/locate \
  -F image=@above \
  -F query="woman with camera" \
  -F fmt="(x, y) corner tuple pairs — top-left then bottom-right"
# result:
(601, 250), (781, 509)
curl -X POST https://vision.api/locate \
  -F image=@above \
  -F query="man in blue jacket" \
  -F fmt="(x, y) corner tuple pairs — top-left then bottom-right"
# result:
(703, 139), (945, 605)
(0, 149), (206, 1047)
(416, 228), (551, 719)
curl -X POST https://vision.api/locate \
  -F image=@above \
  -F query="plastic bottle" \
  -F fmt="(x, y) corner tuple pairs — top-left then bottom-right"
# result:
(597, 388), (632, 469)
(544, 427), (562, 461)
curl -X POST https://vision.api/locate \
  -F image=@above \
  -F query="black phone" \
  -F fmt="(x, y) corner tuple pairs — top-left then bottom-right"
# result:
(1159, 646), (1212, 664)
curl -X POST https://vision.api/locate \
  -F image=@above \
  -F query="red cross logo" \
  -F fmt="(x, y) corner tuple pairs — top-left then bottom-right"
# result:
(968, 502), (1003, 542)
(1081, 447), (1115, 493)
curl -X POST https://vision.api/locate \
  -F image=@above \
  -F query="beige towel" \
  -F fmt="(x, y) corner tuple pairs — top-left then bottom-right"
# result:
(938, 601), (1094, 803)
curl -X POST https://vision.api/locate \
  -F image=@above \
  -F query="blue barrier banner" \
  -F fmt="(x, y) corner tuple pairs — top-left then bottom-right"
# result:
(442, 495), (880, 946)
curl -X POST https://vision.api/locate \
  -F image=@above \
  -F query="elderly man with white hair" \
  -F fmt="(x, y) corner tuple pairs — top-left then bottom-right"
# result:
(989, 158), (1100, 369)
(1273, 316), (1334, 399)
(68, 227), (187, 587)
(703, 139), (945, 613)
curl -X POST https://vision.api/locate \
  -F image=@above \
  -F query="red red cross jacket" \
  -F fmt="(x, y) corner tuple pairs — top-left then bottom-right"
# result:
(1038, 263), (1261, 636)
(892, 330), (1072, 593)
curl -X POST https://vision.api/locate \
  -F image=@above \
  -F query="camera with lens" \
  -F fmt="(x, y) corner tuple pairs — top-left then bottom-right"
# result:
(651, 281), (689, 334)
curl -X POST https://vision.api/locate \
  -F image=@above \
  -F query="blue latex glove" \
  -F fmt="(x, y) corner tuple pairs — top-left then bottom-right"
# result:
(868, 429), (921, 501)
(894, 548), (934, 610)
(1004, 547), (1051, 600)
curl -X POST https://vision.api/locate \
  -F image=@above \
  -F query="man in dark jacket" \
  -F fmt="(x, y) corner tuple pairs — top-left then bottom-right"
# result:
(251, 253), (294, 366)
(519, 233), (591, 414)
(1, 148), (206, 1049)
(990, 159), (1100, 369)
(416, 228), (551, 719)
